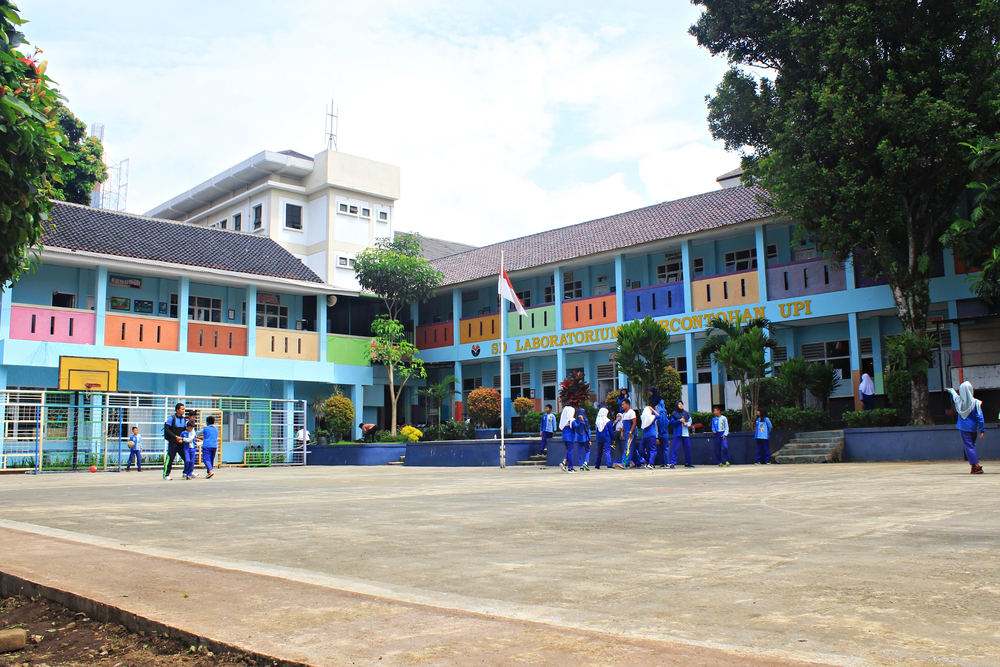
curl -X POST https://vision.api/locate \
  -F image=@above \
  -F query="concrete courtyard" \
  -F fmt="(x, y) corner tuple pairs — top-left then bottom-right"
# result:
(0, 462), (996, 666)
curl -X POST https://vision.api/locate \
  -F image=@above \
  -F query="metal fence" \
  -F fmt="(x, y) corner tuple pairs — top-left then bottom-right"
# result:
(0, 390), (307, 473)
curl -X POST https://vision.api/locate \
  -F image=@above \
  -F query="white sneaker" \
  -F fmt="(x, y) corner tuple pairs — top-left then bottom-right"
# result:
(164, 476), (172, 481)
(190, 472), (199, 478)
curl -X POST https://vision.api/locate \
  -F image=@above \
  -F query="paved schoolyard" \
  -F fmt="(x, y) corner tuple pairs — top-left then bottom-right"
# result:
(0, 461), (996, 666)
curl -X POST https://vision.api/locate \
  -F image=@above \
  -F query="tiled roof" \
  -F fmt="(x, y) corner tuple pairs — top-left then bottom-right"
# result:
(716, 167), (744, 182)
(431, 185), (771, 285)
(395, 231), (477, 261)
(44, 201), (325, 284)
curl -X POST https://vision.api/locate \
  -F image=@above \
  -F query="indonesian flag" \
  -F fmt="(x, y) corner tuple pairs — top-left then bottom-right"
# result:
(499, 263), (527, 317)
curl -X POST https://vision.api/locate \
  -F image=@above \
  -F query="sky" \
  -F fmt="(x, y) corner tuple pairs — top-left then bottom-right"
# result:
(19, 0), (741, 246)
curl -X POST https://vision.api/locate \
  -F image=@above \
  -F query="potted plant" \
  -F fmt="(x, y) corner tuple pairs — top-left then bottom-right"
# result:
(315, 429), (331, 446)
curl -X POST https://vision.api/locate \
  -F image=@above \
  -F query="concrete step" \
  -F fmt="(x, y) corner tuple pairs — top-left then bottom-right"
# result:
(779, 447), (837, 456)
(783, 439), (842, 449)
(776, 454), (830, 464)
(387, 461), (404, 466)
(794, 430), (844, 438)
(791, 433), (844, 442)
(528, 454), (547, 461)
(517, 461), (545, 466)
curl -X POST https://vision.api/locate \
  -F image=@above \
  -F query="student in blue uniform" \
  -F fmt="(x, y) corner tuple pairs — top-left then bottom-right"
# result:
(593, 406), (613, 469)
(947, 381), (986, 474)
(559, 404), (578, 472)
(613, 399), (637, 469)
(181, 420), (199, 479)
(655, 397), (671, 468)
(754, 409), (773, 465)
(126, 425), (143, 472)
(639, 403), (658, 470)
(859, 374), (875, 411)
(539, 404), (556, 455)
(163, 402), (188, 481)
(668, 401), (694, 468)
(574, 407), (592, 471)
(712, 406), (730, 466)
(198, 415), (220, 479)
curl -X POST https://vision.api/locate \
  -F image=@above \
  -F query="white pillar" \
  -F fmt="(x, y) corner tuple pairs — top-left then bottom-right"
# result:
(95, 266), (108, 345)
(681, 240), (693, 314)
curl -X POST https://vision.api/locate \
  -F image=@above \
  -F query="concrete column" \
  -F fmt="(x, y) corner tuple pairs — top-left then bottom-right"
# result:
(353, 383), (364, 439)
(845, 252), (857, 290)
(754, 224), (768, 303)
(943, 247), (956, 277)
(452, 288), (462, 346)
(556, 348), (567, 399)
(178, 276), (190, 353)
(318, 294), (328, 363)
(685, 332), (698, 412)
(95, 266), (108, 345)
(284, 379), (295, 457)
(176, 377), (186, 397)
(681, 240), (693, 314)
(0, 366), (6, 469)
(554, 266), (564, 331)
(871, 316), (885, 395)
(76, 268), (87, 311)
(246, 285), (257, 357)
(410, 301), (419, 327)
(0, 282), (12, 341)
(948, 300), (961, 383)
(614, 253), (626, 323)
(848, 312), (861, 410)
(453, 361), (463, 420)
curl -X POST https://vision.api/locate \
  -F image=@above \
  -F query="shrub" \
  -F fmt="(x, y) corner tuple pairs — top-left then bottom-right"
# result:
(524, 411), (543, 433)
(322, 391), (355, 442)
(315, 429), (331, 440)
(512, 396), (534, 417)
(467, 387), (501, 427)
(375, 430), (409, 443)
(842, 408), (900, 428)
(605, 391), (621, 413)
(583, 401), (598, 425)
(652, 366), (683, 409)
(400, 425), (423, 442)
(559, 371), (591, 407)
(752, 376), (790, 413)
(440, 419), (475, 441)
(769, 408), (831, 432)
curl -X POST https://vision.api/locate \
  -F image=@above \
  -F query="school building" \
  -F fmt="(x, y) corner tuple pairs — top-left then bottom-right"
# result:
(411, 170), (1000, 426)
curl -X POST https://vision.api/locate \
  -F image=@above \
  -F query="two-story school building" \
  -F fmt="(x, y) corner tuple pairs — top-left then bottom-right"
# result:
(0, 202), (379, 458)
(410, 171), (1000, 427)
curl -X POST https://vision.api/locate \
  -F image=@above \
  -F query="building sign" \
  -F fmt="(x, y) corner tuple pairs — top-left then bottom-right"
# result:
(776, 300), (813, 320)
(110, 276), (141, 289)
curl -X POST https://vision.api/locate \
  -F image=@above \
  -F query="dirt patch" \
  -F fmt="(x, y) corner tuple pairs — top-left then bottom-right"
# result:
(0, 596), (254, 667)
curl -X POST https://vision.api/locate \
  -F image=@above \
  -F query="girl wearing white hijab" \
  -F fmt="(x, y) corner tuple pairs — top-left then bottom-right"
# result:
(594, 406), (613, 469)
(859, 373), (875, 411)
(946, 381), (986, 474)
(559, 404), (578, 472)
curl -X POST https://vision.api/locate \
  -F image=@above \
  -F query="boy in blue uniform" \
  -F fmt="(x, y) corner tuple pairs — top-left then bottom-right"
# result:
(593, 406), (613, 469)
(754, 409), (772, 464)
(574, 408), (591, 471)
(540, 404), (556, 455)
(126, 426), (143, 472)
(947, 382), (986, 474)
(613, 399), (637, 469)
(181, 420), (199, 479)
(712, 406), (730, 466)
(163, 402), (188, 481)
(198, 415), (220, 479)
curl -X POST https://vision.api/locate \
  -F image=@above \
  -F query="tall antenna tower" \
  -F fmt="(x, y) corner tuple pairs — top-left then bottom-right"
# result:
(87, 123), (129, 211)
(325, 98), (339, 151)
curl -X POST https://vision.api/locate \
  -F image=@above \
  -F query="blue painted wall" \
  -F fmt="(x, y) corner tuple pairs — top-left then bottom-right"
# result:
(623, 283), (685, 320)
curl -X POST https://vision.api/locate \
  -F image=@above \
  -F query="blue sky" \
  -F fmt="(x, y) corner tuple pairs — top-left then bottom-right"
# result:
(20, 0), (741, 245)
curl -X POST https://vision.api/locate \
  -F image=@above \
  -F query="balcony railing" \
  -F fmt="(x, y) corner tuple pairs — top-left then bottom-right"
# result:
(459, 313), (499, 344)
(691, 269), (759, 311)
(9, 304), (95, 345)
(507, 304), (557, 337)
(623, 282), (684, 320)
(187, 322), (247, 356)
(416, 321), (454, 350)
(255, 329), (319, 361)
(766, 257), (846, 300)
(561, 294), (616, 330)
(327, 334), (372, 366)
(105, 314), (179, 351)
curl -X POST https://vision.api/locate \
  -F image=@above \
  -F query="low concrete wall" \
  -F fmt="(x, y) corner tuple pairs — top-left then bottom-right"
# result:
(405, 439), (540, 467)
(547, 432), (792, 467)
(307, 444), (406, 466)
(844, 425), (1000, 462)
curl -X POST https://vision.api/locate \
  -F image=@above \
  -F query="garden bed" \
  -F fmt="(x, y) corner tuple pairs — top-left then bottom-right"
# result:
(307, 443), (406, 466)
(404, 438), (541, 467)
(843, 424), (1000, 462)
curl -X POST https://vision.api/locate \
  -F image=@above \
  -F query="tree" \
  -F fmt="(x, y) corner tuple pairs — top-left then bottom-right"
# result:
(691, 1), (1000, 424)
(353, 233), (444, 322)
(1, 1), (72, 286)
(698, 314), (777, 427)
(467, 386), (501, 428)
(46, 106), (107, 204)
(941, 135), (1000, 300)
(417, 374), (458, 429)
(321, 391), (355, 443)
(806, 363), (841, 413)
(615, 316), (672, 409)
(776, 356), (812, 410)
(512, 396), (534, 430)
(884, 331), (936, 421)
(558, 371), (591, 408)
(369, 316), (426, 435)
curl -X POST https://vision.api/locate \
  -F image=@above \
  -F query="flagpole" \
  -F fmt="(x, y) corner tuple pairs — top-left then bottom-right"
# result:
(500, 250), (506, 469)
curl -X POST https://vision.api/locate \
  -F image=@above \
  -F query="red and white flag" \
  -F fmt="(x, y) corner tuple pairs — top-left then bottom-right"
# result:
(498, 262), (527, 317)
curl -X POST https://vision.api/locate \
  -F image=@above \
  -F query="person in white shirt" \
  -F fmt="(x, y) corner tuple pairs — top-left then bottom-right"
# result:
(295, 427), (311, 448)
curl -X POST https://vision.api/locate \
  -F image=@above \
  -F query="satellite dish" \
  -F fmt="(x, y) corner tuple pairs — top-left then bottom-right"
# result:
(327, 295), (338, 307)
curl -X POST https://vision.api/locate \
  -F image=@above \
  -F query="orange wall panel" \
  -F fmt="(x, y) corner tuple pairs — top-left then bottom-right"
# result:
(561, 294), (617, 330)
(416, 321), (454, 350)
(188, 322), (247, 356)
(104, 315), (179, 351)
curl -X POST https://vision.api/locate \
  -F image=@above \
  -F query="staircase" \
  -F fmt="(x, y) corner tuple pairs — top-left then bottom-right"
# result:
(388, 455), (405, 466)
(517, 453), (547, 467)
(775, 430), (844, 464)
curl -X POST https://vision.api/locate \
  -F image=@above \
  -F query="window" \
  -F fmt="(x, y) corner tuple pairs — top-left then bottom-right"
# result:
(657, 253), (683, 284)
(339, 203), (349, 213)
(509, 371), (532, 399)
(170, 294), (222, 322)
(767, 243), (778, 260)
(361, 207), (370, 218)
(541, 369), (557, 401)
(349, 205), (359, 214)
(693, 257), (705, 277)
(242, 302), (289, 329)
(378, 210), (389, 221)
(564, 280), (583, 300)
(462, 376), (483, 404)
(51, 292), (76, 309)
(285, 203), (302, 230)
(668, 356), (688, 384)
(233, 213), (242, 232)
(212, 219), (227, 230)
(337, 256), (356, 268)
(252, 204), (263, 230)
(543, 284), (555, 304)
(515, 291), (531, 308)
(725, 248), (757, 272)
(801, 340), (850, 385)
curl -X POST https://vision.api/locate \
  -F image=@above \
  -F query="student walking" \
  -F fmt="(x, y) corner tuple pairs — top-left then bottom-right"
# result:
(574, 408), (592, 471)
(859, 373), (876, 411)
(655, 397), (671, 468)
(947, 381), (986, 474)
(668, 401), (694, 468)
(593, 406), (613, 469)
(613, 399), (637, 469)
(163, 403), (188, 481)
(712, 406), (730, 466)
(754, 409), (773, 464)
(639, 403), (658, 470)
(199, 415), (220, 479)
(559, 404), (578, 472)
(126, 426), (143, 472)
(540, 404), (557, 455)
(181, 420), (199, 480)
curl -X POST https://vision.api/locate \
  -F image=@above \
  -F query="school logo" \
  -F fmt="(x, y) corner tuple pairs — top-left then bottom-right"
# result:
(471, 344), (481, 357)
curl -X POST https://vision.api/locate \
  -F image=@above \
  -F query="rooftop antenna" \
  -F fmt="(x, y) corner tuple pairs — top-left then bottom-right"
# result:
(325, 98), (339, 151)
(87, 123), (128, 211)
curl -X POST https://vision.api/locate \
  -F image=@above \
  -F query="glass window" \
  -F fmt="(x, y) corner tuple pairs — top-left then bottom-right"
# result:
(378, 210), (388, 221)
(170, 294), (222, 322)
(361, 207), (371, 218)
(339, 202), (349, 213)
(515, 291), (531, 308)
(564, 280), (583, 300)
(233, 213), (242, 232)
(725, 248), (757, 272)
(543, 285), (555, 304)
(657, 253), (683, 284)
(242, 302), (289, 329)
(252, 204), (263, 230)
(693, 258), (705, 277)
(285, 204), (302, 230)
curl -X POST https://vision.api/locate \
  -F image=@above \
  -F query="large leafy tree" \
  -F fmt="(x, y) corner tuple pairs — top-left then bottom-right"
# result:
(47, 106), (107, 204)
(417, 374), (457, 429)
(1, 1), (72, 286)
(369, 316), (426, 435)
(615, 316), (674, 409)
(698, 315), (777, 427)
(354, 233), (444, 322)
(691, 1), (1000, 424)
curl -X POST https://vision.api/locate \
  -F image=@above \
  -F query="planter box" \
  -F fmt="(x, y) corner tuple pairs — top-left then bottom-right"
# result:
(474, 428), (502, 440)
(405, 439), (540, 467)
(307, 443), (406, 466)
(843, 424), (1000, 462)
(548, 432), (793, 467)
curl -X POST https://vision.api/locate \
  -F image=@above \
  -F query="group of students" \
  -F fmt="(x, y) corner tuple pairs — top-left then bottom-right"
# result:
(541, 387), (776, 472)
(161, 402), (219, 481)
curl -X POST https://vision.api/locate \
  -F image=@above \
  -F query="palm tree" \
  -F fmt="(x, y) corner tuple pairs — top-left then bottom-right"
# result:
(698, 314), (778, 427)
(776, 356), (812, 409)
(417, 375), (458, 429)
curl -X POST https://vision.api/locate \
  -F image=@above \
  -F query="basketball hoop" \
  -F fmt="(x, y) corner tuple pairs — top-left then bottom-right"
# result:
(85, 382), (101, 389)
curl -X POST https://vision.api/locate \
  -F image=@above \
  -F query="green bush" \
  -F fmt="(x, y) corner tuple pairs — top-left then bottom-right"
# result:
(439, 419), (475, 441)
(842, 408), (900, 428)
(524, 411), (543, 433)
(375, 430), (409, 443)
(769, 408), (831, 432)
(752, 376), (790, 412)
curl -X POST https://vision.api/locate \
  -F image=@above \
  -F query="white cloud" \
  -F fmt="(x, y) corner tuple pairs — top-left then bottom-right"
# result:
(639, 142), (742, 203)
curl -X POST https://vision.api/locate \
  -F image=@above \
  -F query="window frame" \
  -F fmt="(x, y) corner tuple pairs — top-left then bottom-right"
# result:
(252, 204), (263, 230)
(232, 212), (242, 232)
(284, 203), (303, 230)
